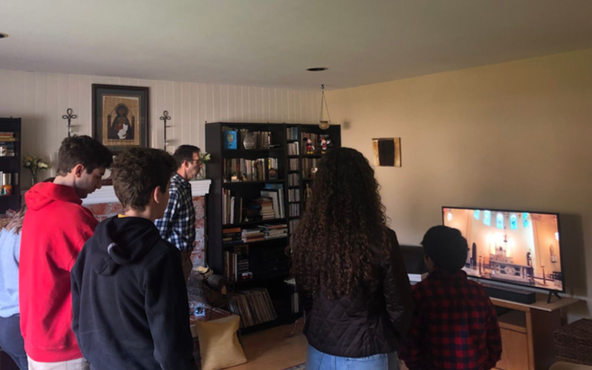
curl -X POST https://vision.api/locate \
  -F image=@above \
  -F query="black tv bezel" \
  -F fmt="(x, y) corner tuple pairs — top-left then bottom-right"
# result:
(441, 206), (566, 294)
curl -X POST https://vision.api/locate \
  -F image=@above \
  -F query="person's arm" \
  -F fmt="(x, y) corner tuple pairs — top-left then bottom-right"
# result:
(383, 229), (414, 342)
(145, 247), (197, 370)
(62, 210), (97, 271)
(399, 287), (425, 370)
(155, 190), (179, 241)
(484, 297), (503, 369)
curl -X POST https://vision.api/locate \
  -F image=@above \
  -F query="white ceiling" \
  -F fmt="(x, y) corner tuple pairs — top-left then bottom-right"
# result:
(1, 0), (592, 89)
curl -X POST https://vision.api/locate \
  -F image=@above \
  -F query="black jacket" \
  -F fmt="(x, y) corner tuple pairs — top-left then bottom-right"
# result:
(302, 228), (413, 358)
(71, 216), (197, 370)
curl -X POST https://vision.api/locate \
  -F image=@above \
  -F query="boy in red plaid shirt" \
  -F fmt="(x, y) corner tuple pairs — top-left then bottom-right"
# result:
(400, 226), (502, 370)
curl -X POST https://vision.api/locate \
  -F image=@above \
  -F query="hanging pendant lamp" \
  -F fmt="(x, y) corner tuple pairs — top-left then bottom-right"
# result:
(319, 84), (331, 130)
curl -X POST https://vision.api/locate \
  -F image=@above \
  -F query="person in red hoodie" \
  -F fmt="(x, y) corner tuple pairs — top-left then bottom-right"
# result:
(19, 135), (112, 370)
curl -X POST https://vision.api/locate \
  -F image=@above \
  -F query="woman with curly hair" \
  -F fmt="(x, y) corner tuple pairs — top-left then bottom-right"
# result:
(291, 147), (413, 370)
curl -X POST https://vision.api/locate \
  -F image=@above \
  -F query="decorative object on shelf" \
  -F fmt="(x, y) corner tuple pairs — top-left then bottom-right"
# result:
(23, 155), (51, 186)
(242, 132), (255, 150)
(319, 84), (331, 130)
(196, 152), (211, 180)
(371, 137), (401, 167)
(92, 84), (149, 153)
(61, 108), (78, 138)
(160, 110), (172, 151)
(223, 130), (237, 150)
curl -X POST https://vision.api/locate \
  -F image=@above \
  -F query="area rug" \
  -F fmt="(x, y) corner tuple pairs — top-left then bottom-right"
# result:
(282, 363), (305, 370)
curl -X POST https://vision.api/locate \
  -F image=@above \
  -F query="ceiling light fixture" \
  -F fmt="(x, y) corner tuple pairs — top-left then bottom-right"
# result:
(307, 67), (328, 72)
(0, 33), (9, 39)
(319, 84), (331, 130)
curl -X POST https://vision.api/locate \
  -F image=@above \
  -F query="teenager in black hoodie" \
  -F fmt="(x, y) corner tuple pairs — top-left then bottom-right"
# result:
(71, 148), (197, 370)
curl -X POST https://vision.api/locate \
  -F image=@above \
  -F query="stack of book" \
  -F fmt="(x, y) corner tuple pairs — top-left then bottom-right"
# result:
(242, 228), (265, 243)
(258, 198), (275, 220)
(227, 288), (278, 328)
(0, 132), (16, 142)
(288, 173), (300, 187)
(259, 224), (288, 240)
(222, 227), (242, 244)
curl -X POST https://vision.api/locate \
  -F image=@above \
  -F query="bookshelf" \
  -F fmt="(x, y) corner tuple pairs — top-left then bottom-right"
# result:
(0, 118), (21, 213)
(205, 122), (341, 333)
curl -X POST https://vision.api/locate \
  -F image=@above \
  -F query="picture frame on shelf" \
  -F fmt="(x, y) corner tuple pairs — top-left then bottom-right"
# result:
(92, 84), (149, 153)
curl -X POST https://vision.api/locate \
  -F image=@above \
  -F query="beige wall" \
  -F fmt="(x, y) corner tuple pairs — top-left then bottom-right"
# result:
(0, 69), (320, 185)
(328, 48), (592, 318)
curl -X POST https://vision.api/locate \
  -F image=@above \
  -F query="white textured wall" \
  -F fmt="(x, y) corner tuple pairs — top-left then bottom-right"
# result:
(0, 69), (320, 185)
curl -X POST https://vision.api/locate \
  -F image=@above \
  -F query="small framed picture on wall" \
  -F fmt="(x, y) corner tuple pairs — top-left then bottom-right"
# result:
(92, 84), (149, 153)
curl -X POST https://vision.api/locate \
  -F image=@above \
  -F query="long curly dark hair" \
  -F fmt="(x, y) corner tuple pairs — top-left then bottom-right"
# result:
(291, 147), (389, 299)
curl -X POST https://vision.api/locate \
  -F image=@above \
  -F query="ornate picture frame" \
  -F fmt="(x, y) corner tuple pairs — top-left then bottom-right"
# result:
(92, 84), (149, 153)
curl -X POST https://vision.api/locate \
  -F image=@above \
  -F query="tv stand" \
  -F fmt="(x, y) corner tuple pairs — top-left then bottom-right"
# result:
(491, 295), (579, 370)
(547, 290), (562, 304)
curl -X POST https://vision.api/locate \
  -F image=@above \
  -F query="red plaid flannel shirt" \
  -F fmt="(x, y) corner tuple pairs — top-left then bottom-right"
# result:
(400, 269), (502, 370)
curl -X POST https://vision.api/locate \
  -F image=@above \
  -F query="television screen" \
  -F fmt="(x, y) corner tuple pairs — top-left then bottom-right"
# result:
(442, 207), (564, 292)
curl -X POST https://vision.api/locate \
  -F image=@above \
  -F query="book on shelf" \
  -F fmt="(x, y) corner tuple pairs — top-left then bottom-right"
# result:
(289, 204), (300, 217)
(288, 173), (300, 187)
(224, 245), (251, 281)
(224, 158), (268, 182)
(258, 224), (288, 240)
(288, 188), (300, 202)
(287, 142), (299, 156)
(286, 127), (299, 141)
(227, 288), (278, 328)
(289, 158), (300, 171)
(222, 189), (243, 225)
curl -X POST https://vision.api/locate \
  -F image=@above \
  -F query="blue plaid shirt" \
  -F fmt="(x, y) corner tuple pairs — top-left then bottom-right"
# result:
(155, 173), (196, 252)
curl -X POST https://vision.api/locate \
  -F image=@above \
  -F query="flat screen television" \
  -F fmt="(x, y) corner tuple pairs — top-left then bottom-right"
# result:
(442, 206), (564, 293)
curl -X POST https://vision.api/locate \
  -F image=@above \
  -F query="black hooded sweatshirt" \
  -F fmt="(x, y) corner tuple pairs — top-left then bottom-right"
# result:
(71, 216), (197, 370)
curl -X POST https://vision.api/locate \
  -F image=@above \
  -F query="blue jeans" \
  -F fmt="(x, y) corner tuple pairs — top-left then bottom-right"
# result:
(306, 345), (399, 370)
(0, 314), (28, 370)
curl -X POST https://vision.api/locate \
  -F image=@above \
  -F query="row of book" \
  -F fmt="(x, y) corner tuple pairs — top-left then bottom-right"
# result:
(289, 158), (300, 171)
(288, 173), (300, 187)
(286, 127), (299, 141)
(288, 188), (300, 202)
(222, 185), (285, 225)
(227, 288), (278, 328)
(289, 204), (300, 217)
(223, 158), (278, 182)
(288, 142), (299, 156)
(224, 245), (251, 281)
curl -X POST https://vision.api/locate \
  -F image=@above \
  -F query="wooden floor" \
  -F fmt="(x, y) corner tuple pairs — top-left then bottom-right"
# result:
(228, 321), (307, 370)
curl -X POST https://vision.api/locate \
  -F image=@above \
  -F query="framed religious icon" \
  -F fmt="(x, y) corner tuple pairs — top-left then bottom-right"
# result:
(92, 84), (149, 153)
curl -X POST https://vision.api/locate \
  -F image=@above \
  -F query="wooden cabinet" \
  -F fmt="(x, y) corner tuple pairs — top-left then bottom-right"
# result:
(493, 296), (579, 370)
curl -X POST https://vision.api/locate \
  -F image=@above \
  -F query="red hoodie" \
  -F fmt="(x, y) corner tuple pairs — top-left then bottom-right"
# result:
(19, 183), (97, 362)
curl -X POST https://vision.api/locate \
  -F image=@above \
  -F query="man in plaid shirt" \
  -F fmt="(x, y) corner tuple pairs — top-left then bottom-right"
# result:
(400, 226), (502, 370)
(155, 145), (202, 281)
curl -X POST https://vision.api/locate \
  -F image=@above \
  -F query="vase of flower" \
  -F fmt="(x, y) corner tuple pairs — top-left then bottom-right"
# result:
(196, 152), (211, 180)
(23, 155), (51, 187)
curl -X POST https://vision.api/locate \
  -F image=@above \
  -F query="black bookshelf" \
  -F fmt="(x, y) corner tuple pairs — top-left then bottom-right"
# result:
(0, 118), (21, 213)
(205, 122), (341, 333)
